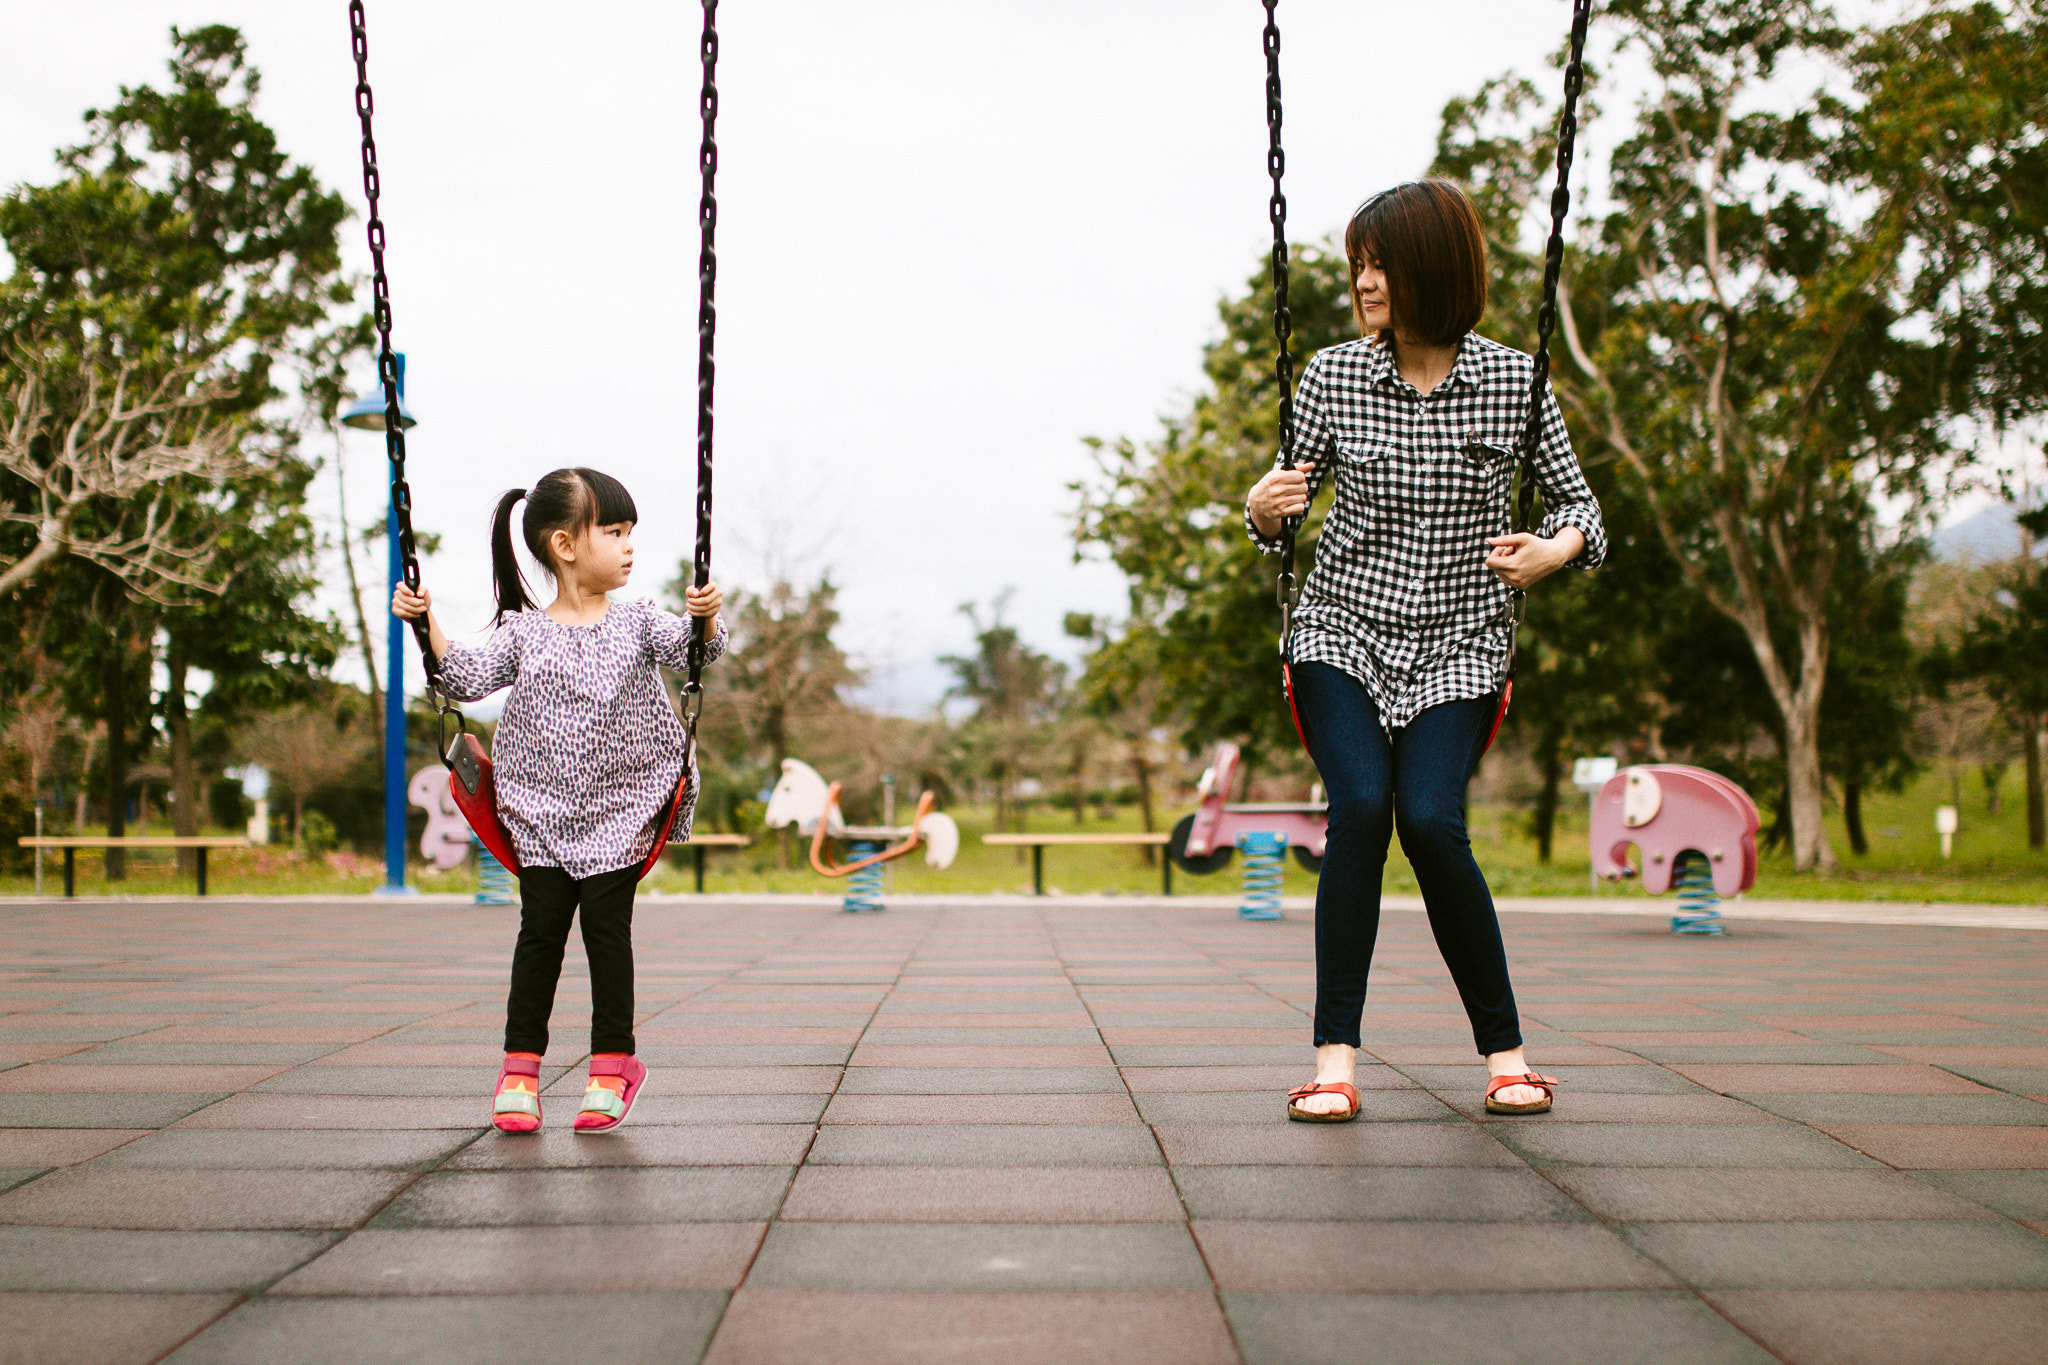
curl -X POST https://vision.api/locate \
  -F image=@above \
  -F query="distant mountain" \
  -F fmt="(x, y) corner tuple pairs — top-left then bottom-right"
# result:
(1933, 498), (2044, 563)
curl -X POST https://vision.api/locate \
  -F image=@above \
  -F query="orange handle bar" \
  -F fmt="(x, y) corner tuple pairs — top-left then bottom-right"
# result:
(808, 784), (937, 878)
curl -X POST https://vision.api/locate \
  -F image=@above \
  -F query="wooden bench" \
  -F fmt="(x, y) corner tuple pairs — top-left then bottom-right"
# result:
(19, 837), (252, 897)
(667, 832), (751, 893)
(981, 832), (1174, 896)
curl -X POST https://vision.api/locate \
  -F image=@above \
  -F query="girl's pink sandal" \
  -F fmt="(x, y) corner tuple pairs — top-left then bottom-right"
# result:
(492, 1055), (544, 1134)
(573, 1055), (648, 1133)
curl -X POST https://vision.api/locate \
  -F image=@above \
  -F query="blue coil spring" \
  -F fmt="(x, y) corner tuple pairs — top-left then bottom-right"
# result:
(1670, 849), (1724, 935)
(473, 837), (514, 906)
(1237, 831), (1287, 920)
(842, 838), (886, 913)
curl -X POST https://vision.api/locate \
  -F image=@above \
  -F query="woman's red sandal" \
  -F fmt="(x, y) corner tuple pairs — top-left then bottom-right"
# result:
(1286, 1079), (1360, 1123)
(1485, 1072), (1559, 1115)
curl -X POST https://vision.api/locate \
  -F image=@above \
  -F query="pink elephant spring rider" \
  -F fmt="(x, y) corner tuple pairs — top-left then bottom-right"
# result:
(1589, 765), (1760, 936)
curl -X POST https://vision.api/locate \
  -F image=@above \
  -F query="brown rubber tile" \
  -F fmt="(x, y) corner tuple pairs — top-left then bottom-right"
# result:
(702, 1288), (1240, 1365)
(1705, 1289), (2048, 1365)
(746, 1222), (1211, 1291)
(1816, 1124), (2048, 1169)
(1622, 1220), (2048, 1289)
(1120, 1063), (1415, 1092)
(0, 1166), (411, 1230)
(1545, 1168), (1999, 1222)
(170, 1095), (484, 1130)
(781, 1166), (1184, 1222)
(1673, 1064), (1996, 1094)
(820, 1093), (1139, 1125)
(1154, 1123), (1519, 1168)
(373, 1167), (792, 1227)
(0, 1063), (291, 1093)
(0, 1291), (235, 1365)
(441, 1125), (811, 1169)
(159, 1291), (726, 1365)
(847, 1044), (1114, 1068)
(0, 1130), (148, 1166)
(271, 1223), (766, 1294)
(1195, 1220), (1677, 1292)
(1173, 1164), (1586, 1222)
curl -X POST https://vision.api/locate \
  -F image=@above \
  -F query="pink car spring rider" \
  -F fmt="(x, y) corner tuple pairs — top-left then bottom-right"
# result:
(1168, 743), (1327, 920)
(1589, 765), (1760, 935)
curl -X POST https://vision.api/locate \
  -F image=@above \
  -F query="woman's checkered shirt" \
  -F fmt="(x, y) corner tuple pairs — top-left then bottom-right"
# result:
(1246, 332), (1606, 734)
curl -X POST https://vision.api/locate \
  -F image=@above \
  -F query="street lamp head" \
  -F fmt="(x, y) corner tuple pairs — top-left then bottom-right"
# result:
(341, 351), (419, 431)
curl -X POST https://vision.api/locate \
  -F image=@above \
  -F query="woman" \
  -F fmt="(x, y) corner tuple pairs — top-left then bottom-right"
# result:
(1245, 179), (1605, 1121)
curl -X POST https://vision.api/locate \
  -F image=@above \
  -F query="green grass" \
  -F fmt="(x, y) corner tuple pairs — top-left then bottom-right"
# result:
(8, 767), (2042, 903)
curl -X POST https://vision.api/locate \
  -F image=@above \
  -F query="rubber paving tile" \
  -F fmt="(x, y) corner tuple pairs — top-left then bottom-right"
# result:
(4, 895), (2047, 1363)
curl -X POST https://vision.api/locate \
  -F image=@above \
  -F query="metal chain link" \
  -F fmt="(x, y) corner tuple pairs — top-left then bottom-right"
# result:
(680, 0), (719, 747)
(1515, 0), (1594, 539)
(1262, 0), (1299, 654)
(347, 1), (443, 708)
(1503, 0), (1594, 678)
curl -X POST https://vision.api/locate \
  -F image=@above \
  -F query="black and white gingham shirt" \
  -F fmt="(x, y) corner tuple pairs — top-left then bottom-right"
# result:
(1247, 332), (1606, 733)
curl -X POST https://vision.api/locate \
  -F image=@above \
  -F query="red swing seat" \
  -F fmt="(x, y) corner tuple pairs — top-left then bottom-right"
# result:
(446, 732), (687, 883)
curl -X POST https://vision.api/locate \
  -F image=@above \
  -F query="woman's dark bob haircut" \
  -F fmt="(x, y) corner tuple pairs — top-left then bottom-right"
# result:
(1343, 178), (1489, 347)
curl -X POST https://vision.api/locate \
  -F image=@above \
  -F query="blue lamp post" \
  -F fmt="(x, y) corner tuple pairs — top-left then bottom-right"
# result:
(342, 353), (420, 896)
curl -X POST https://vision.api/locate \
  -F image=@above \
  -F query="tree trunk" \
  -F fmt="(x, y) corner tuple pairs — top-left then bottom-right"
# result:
(102, 644), (128, 880)
(1844, 780), (1867, 856)
(333, 437), (384, 741)
(168, 646), (198, 874)
(2028, 722), (2045, 851)
(1132, 744), (1156, 867)
(1782, 703), (1836, 872)
(293, 792), (307, 850)
(1531, 722), (1564, 864)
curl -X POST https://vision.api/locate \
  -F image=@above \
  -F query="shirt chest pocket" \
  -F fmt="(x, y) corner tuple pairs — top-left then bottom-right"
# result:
(1436, 437), (1518, 508)
(1334, 440), (1411, 512)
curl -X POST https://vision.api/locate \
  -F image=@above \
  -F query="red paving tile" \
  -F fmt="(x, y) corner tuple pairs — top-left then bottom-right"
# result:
(1707, 1289), (2048, 1365)
(0, 1292), (236, 1363)
(7, 895), (2048, 1359)
(702, 1289), (1240, 1365)
(781, 1166), (1184, 1222)
(1816, 1124), (2048, 1169)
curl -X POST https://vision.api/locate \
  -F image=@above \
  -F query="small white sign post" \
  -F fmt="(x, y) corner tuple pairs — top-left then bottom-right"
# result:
(1934, 805), (1958, 859)
(1572, 757), (1620, 894)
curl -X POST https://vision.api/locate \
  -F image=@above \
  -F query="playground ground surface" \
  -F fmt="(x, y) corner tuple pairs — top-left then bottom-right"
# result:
(1, 893), (2046, 1364)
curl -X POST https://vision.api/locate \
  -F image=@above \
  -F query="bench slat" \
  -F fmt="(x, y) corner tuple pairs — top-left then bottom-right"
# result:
(982, 833), (1171, 846)
(20, 837), (251, 849)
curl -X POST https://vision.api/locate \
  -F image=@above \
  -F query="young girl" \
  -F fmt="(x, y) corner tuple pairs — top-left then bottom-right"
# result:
(1246, 179), (1606, 1121)
(392, 466), (726, 1134)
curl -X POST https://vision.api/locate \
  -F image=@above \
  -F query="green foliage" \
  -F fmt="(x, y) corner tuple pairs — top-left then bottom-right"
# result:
(299, 809), (339, 857)
(1072, 244), (1354, 765)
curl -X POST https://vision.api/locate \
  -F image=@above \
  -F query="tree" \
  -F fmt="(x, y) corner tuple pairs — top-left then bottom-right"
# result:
(1073, 245), (1354, 771)
(1065, 612), (1171, 857)
(1, 26), (357, 862)
(1953, 508), (2048, 848)
(1542, 0), (1956, 870)
(942, 595), (1067, 834)
(235, 689), (373, 848)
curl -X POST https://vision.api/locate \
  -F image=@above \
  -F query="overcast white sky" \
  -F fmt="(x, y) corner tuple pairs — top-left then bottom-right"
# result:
(7, 0), (1980, 714)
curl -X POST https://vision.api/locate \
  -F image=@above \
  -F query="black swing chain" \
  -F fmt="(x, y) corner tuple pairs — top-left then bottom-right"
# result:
(1262, 0), (1298, 656)
(1507, 0), (1594, 662)
(348, 0), (468, 763)
(679, 0), (719, 765)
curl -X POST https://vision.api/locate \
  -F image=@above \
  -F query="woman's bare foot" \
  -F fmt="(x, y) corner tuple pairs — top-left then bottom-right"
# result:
(1486, 1047), (1544, 1107)
(1292, 1042), (1358, 1116)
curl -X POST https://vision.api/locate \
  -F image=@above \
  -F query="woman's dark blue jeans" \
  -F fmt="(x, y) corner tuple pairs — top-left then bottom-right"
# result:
(1289, 660), (1523, 1056)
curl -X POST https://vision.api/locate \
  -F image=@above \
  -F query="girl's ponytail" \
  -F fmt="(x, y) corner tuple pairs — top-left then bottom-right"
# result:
(489, 488), (532, 626)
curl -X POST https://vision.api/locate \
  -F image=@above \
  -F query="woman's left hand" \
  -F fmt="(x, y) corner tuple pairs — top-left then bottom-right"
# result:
(684, 581), (723, 619)
(1484, 528), (1584, 591)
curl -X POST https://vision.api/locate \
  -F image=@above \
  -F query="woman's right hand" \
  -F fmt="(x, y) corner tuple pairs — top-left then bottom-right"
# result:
(391, 583), (431, 621)
(1248, 462), (1316, 539)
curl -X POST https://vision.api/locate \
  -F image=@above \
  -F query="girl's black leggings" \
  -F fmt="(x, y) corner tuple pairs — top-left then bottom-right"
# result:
(1289, 660), (1524, 1057)
(504, 864), (639, 1056)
